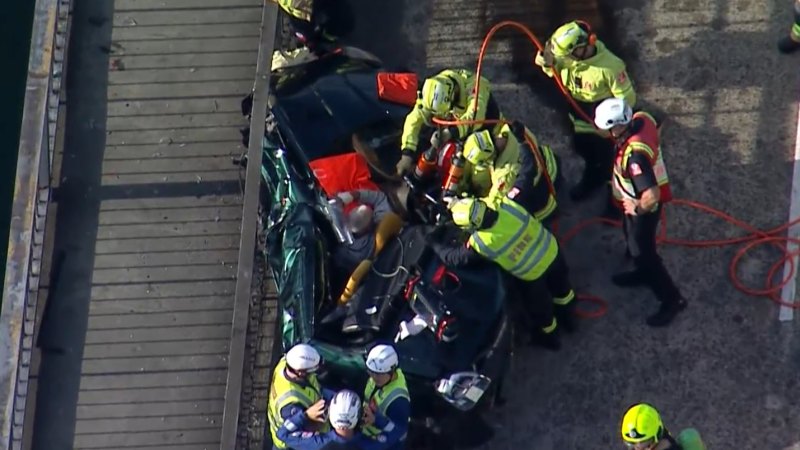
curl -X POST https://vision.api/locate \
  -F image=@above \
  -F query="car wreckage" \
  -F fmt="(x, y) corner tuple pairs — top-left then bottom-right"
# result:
(242, 46), (515, 446)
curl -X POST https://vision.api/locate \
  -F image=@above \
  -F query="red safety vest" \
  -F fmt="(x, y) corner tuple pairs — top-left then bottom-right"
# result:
(612, 112), (673, 209)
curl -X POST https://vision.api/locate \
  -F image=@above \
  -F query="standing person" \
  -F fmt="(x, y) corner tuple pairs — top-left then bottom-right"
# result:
(277, 390), (402, 450)
(362, 344), (410, 450)
(534, 20), (636, 205)
(621, 403), (707, 450)
(268, 343), (335, 449)
(593, 98), (687, 327)
(778, 0), (800, 53)
(395, 69), (504, 176)
(427, 197), (579, 350)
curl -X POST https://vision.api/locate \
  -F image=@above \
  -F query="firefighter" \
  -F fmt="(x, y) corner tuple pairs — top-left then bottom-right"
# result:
(621, 403), (707, 450)
(459, 123), (561, 225)
(426, 197), (579, 350)
(534, 20), (636, 204)
(594, 98), (687, 327)
(274, 0), (354, 52)
(395, 69), (504, 176)
(505, 121), (562, 225)
(362, 344), (410, 450)
(277, 389), (402, 450)
(453, 128), (521, 207)
(268, 343), (335, 450)
(778, 0), (800, 53)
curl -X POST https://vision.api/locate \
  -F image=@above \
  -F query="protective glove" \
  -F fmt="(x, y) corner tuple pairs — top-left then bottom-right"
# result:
(395, 314), (430, 342)
(430, 128), (453, 148)
(535, 42), (555, 68)
(336, 191), (354, 205)
(396, 154), (416, 176)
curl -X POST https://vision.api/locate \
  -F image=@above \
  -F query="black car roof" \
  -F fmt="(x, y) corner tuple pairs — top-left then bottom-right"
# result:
(271, 54), (412, 162)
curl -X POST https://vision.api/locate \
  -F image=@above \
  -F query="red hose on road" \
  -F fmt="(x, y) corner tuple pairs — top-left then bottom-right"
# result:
(430, 20), (800, 318)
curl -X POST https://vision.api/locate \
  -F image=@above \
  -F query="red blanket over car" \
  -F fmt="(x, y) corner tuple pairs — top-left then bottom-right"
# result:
(309, 152), (380, 213)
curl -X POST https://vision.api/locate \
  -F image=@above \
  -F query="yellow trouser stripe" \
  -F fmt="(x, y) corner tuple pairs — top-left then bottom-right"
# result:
(553, 290), (575, 306)
(542, 317), (557, 334)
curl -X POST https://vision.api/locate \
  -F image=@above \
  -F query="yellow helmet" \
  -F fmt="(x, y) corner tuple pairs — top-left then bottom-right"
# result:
(463, 130), (496, 166)
(549, 21), (590, 57)
(449, 198), (487, 229)
(421, 75), (456, 116)
(621, 404), (664, 445)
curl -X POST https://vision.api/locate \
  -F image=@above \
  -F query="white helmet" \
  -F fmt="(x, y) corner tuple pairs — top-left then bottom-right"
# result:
(594, 97), (633, 130)
(328, 390), (362, 429)
(285, 343), (321, 372)
(365, 344), (399, 374)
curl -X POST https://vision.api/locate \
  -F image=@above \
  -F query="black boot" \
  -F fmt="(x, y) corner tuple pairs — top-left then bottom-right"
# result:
(611, 270), (647, 287)
(530, 329), (561, 351)
(554, 303), (578, 333)
(646, 298), (688, 327)
(778, 35), (800, 54)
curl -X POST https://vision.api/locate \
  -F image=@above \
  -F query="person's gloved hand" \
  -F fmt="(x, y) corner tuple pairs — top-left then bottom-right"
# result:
(396, 154), (415, 176)
(535, 42), (556, 68)
(336, 191), (354, 205)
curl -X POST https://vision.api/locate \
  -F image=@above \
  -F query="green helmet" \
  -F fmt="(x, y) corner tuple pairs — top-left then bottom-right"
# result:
(420, 75), (456, 116)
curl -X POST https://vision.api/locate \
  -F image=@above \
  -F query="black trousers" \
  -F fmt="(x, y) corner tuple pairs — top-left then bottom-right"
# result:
(573, 132), (615, 189)
(515, 251), (574, 332)
(623, 205), (683, 305)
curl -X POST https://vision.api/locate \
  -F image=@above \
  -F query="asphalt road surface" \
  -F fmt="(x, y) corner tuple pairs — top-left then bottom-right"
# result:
(341, 0), (800, 448)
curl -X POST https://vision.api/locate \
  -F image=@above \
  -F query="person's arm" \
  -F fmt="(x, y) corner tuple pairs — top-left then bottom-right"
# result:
(626, 152), (659, 212)
(354, 190), (392, 221)
(608, 64), (636, 108)
(430, 240), (483, 266)
(456, 76), (492, 139)
(400, 104), (429, 154)
(355, 410), (406, 450)
(484, 162), (520, 208)
(279, 429), (333, 450)
(382, 397), (410, 445)
(275, 408), (313, 445)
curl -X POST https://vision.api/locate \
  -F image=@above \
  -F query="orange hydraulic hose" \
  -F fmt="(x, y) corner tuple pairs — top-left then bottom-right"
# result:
(428, 20), (800, 318)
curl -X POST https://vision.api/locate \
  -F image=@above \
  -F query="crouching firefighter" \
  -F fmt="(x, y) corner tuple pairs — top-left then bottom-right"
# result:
(362, 344), (410, 450)
(277, 389), (402, 450)
(452, 127), (522, 208)
(274, 0), (354, 52)
(268, 344), (335, 450)
(535, 20), (636, 207)
(427, 197), (579, 350)
(503, 121), (561, 226)
(621, 403), (707, 450)
(396, 69), (504, 177)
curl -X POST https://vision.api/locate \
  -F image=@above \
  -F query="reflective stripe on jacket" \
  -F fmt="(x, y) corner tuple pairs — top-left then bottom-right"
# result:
(363, 370), (410, 441)
(267, 357), (325, 449)
(277, 0), (313, 21)
(468, 197), (558, 281)
(611, 111), (672, 209)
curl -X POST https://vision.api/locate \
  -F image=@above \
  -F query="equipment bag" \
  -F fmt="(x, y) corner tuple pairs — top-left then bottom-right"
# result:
(376, 72), (418, 107)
